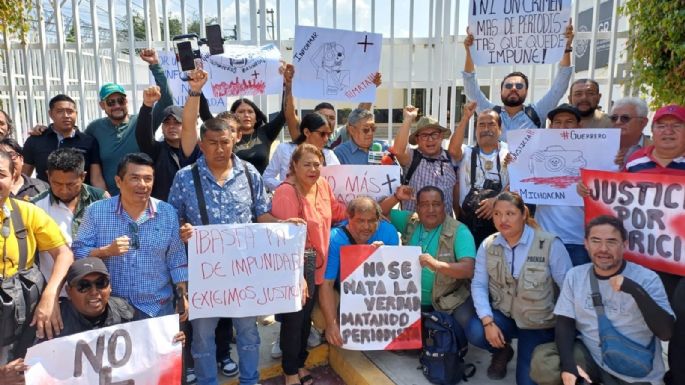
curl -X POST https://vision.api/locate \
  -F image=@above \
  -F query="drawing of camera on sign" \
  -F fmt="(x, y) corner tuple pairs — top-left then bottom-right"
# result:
(310, 42), (350, 95)
(529, 145), (587, 178)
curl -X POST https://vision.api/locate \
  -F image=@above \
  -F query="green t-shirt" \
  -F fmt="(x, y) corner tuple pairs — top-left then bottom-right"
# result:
(389, 209), (476, 305)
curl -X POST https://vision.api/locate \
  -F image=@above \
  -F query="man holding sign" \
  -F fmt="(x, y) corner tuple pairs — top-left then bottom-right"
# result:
(462, 23), (574, 136)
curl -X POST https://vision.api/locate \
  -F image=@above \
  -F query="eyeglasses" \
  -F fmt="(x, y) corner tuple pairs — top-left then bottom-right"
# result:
(74, 276), (110, 293)
(609, 114), (641, 124)
(417, 131), (441, 141)
(105, 97), (127, 107)
(128, 222), (139, 249)
(358, 125), (376, 134)
(503, 82), (525, 90)
(653, 122), (685, 131)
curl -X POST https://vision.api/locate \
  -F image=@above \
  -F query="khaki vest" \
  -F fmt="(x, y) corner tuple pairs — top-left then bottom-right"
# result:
(404, 215), (471, 312)
(484, 230), (557, 329)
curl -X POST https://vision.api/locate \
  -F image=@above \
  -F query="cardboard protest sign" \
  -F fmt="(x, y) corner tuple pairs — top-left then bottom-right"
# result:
(188, 223), (306, 319)
(154, 49), (228, 114)
(25, 314), (181, 385)
(339, 245), (422, 350)
(507, 128), (619, 206)
(582, 169), (685, 276)
(204, 44), (283, 97)
(292, 26), (382, 102)
(468, 0), (572, 65)
(320, 165), (401, 204)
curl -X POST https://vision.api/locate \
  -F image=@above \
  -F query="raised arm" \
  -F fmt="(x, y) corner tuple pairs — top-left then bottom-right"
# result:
(135, 86), (161, 155)
(358, 72), (382, 110)
(283, 64), (299, 139)
(392, 106), (419, 166)
(463, 28), (475, 74)
(140, 49), (174, 129)
(448, 101), (476, 161)
(181, 69), (208, 158)
(462, 30), (494, 112)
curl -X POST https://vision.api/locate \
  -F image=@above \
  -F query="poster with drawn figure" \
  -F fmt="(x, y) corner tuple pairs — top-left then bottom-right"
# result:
(582, 170), (685, 276)
(205, 43), (283, 97)
(340, 245), (422, 350)
(25, 315), (182, 385)
(154, 49), (227, 114)
(320, 165), (401, 205)
(507, 128), (620, 206)
(468, 0), (572, 65)
(188, 223), (306, 319)
(292, 26), (382, 102)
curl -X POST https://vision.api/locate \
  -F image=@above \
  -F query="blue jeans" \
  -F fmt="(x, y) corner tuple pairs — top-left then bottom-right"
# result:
(564, 243), (590, 267)
(191, 316), (260, 385)
(464, 309), (554, 385)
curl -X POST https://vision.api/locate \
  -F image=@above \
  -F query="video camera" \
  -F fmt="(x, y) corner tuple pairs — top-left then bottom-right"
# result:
(172, 25), (225, 78)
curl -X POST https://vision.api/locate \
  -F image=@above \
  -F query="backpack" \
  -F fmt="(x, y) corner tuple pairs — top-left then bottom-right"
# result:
(402, 149), (457, 185)
(419, 311), (475, 385)
(492, 105), (542, 128)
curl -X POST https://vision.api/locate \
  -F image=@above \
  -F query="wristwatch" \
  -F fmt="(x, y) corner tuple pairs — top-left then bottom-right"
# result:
(188, 90), (202, 97)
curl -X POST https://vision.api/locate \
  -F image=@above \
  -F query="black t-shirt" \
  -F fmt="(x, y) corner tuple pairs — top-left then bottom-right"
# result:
(22, 126), (101, 185)
(234, 112), (285, 174)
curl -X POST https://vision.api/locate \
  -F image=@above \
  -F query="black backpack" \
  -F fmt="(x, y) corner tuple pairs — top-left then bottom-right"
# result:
(492, 105), (542, 128)
(402, 149), (457, 185)
(420, 311), (475, 384)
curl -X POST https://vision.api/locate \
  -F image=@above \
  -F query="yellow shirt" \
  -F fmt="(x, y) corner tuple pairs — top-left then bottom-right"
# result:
(0, 198), (66, 278)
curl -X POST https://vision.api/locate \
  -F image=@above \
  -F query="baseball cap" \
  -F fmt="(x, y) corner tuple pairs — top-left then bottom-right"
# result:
(547, 103), (581, 122)
(653, 104), (685, 123)
(99, 83), (126, 101)
(66, 257), (110, 285)
(408, 116), (451, 145)
(163, 105), (183, 123)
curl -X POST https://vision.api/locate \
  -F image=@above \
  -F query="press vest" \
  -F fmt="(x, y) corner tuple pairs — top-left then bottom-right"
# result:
(483, 229), (557, 329)
(404, 215), (471, 312)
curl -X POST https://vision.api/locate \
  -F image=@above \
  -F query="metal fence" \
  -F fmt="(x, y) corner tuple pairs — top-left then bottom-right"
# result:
(0, 0), (633, 143)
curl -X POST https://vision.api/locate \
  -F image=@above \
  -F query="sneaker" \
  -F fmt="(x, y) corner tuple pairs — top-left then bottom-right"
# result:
(487, 344), (514, 380)
(218, 357), (239, 377)
(307, 327), (323, 348)
(185, 367), (197, 384)
(271, 337), (282, 359)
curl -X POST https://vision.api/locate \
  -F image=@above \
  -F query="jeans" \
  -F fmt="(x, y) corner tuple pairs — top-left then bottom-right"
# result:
(464, 309), (554, 385)
(564, 243), (590, 267)
(191, 316), (260, 385)
(659, 272), (685, 385)
(182, 318), (234, 369)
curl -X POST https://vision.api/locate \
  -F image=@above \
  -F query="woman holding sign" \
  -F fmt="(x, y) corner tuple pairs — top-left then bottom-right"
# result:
(271, 143), (347, 385)
(467, 191), (572, 385)
(263, 112), (340, 191)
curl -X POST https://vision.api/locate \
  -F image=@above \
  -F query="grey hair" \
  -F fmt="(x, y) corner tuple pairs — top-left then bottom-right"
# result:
(612, 97), (649, 118)
(347, 108), (374, 126)
(346, 196), (381, 219)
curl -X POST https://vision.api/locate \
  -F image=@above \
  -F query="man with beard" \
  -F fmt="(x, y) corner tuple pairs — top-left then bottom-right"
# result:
(568, 79), (612, 128)
(462, 24), (574, 138)
(32, 148), (108, 295)
(135, 86), (200, 201)
(529, 215), (674, 385)
(22, 94), (107, 191)
(85, 49), (173, 195)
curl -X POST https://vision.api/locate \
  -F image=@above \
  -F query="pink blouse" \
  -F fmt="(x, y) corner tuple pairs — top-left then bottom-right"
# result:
(271, 178), (347, 284)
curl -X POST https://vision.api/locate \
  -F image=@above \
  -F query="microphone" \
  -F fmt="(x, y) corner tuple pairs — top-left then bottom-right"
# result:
(368, 142), (383, 164)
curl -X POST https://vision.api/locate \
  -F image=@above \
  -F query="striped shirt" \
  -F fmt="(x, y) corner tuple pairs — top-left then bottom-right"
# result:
(624, 145), (685, 175)
(72, 196), (188, 317)
(403, 148), (458, 216)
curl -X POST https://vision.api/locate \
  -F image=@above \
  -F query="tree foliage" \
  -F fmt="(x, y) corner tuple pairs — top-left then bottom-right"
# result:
(0, 0), (32, 44)
(621, 0), (685, 106)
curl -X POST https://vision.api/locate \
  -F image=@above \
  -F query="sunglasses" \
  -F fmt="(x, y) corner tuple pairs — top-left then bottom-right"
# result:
(609, 114), (639, 124)
(358, 125), (376, 134)
(315, 131), (332, 139)
(128, 222), (139, 249)
(105, 96), (127, 107)
(503, 82), (525, 90)
(74, 276), (110, 293)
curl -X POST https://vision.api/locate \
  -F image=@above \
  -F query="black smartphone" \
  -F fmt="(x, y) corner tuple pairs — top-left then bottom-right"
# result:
(177, 41), (196, 71)
(206, 24), (224, 55)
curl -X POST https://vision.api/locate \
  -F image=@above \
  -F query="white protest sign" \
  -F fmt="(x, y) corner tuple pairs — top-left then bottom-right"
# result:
(292, 26), (382, 102)
(507, 128), (620, 206)
(204, 43), (284, 97)
(320, 165), (401, 204)
(188, 223), (306, 319)
(154, 49), (228, 114)
(339, 245), (422, 350)
(467, 0), (572, 65)
(25, 314), (181, 385)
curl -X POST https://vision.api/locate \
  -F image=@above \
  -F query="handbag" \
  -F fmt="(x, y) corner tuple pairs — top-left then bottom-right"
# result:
(588, 269), (655, 378)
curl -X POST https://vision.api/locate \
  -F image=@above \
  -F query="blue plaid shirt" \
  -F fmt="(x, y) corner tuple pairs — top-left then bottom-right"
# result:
(72, 196), (188, 317)
(168, 154), (270, 226)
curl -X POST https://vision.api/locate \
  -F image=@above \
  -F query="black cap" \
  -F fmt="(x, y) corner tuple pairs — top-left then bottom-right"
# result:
(163, 105), (183, 123)
(66, 257), (109, 285)
(547, 103), (581, 122)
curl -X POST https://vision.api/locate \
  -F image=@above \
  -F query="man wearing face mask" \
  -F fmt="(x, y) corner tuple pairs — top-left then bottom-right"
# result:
(462, 24), (574, 138)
